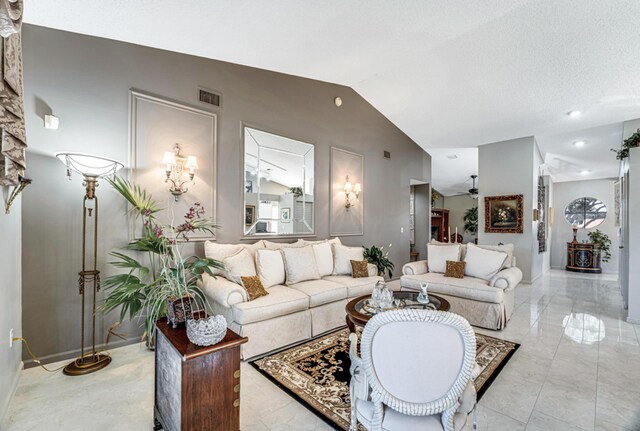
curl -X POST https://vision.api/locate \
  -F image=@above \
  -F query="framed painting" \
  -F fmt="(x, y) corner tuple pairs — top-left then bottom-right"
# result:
(245, 205), (256, 226)
(484, 194), (524, 233)
(281, 207), (291, 223)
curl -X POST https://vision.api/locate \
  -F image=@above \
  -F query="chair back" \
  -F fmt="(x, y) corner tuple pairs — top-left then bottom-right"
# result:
(360, 309), (476, 417)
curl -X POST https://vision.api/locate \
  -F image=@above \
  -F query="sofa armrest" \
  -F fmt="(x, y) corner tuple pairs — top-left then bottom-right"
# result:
(200, 273), (247, 307)
(402, 260), (428, 276)
(490, 266), (523, 289)
(367, 263), (378, 277)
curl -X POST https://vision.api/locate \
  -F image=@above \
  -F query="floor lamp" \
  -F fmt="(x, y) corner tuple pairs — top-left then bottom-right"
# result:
(56, 152), (124, 376)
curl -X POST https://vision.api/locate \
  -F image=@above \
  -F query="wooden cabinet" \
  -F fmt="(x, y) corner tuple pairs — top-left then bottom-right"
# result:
(566, 242), (602, 274)
(431, 208), (450, 242)
(154, 320), (248, 431)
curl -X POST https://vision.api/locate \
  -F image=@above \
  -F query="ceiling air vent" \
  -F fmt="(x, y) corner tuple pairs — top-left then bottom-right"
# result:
(198, 88), (221, 107)
(384, 151), (391, 159)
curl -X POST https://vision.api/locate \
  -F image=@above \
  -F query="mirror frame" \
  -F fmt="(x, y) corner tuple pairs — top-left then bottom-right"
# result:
(563, 196), (607, 229)
(240, 122), (317, 239)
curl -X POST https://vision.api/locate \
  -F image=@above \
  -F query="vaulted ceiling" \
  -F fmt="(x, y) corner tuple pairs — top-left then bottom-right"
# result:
(25, 1), (640, 189)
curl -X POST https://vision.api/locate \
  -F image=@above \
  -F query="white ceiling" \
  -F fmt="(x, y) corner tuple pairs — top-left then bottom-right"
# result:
(537, 122), (623, 183)
(24, 1), (640, 182)
(427, 148), (478, 196)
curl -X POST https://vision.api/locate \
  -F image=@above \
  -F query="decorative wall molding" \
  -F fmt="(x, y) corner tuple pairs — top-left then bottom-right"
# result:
(129, 90), (217, 241)
(330, 147), (364, 236)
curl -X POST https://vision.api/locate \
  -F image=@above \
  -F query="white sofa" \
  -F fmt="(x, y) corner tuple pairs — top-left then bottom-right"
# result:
(400, 243), (523, 330)
(201, 238), (383, 359)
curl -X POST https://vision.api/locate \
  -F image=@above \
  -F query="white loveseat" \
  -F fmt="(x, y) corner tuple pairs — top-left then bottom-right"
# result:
(201, 238), (383, 359)
(400, 243), (523, 330)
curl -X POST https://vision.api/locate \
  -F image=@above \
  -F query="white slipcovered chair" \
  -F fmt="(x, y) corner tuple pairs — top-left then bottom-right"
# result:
(349, 309), (477, 431)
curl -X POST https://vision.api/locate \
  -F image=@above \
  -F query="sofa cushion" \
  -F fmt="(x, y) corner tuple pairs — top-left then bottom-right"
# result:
(240, 276), (269, 301)
(464, 243), (507, 281)
(474, 243), (515, 269)
(312, 242), (334, 277)
(333, 244), (364, 275)
(282, 246), (321, 285)
(351, 260), (370, 278)
(289, 279), (347, 307)
(264, 240), (304, 250)
(204, 240), (264, 275)
(323, 275), (382, 298)
(444, 260), (466, 279)
(427, 244), (461, 273)
(402, 273), (504, 304)
(255, 249), (286, 288)
(224, 248), (257, 284)
(232, 285), (309, 325)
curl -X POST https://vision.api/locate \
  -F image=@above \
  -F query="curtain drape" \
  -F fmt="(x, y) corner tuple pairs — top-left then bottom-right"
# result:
(0, 0), (25, 187)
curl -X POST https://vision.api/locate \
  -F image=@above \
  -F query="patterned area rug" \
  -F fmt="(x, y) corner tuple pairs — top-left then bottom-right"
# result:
(251, 327), (519, 430)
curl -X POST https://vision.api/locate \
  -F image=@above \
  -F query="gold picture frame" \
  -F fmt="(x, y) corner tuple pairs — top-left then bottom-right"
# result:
(484, 194), (524, 233)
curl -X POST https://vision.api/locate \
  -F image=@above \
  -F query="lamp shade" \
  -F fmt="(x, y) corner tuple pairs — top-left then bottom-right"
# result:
(185, 155), (198, 170)
(161, 151), (176, 166)
(56, 152), (124, 178)
(354, 183), (361, 194)
(344, 179), (352, 194)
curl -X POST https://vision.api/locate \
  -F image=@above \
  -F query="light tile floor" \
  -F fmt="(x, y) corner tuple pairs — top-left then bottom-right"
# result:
(3, 270), (639, 430)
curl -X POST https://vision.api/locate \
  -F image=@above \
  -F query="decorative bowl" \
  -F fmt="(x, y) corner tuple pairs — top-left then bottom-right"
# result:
(186, 315), (227, 346)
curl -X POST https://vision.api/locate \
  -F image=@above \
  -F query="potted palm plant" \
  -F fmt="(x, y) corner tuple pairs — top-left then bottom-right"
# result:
(101, 176), (223, 347)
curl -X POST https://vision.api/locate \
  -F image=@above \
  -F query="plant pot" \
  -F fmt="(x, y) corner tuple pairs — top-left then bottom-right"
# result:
(167, 295), (194, 328)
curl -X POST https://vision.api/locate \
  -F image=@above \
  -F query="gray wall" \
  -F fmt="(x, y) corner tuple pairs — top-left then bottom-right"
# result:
(550, 179), (619, 274)
(413, 184), (431, 260)
(21, 24), (430, 362)
(478, 136), (548, 283)
(0, 194), (22, 421)
(443, 194), (477, 243)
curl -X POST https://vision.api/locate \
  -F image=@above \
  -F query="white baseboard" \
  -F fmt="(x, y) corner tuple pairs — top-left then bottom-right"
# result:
(22, 336), (141, 369)
(627, 316), (640, 325)
(1, 360), (23, 424)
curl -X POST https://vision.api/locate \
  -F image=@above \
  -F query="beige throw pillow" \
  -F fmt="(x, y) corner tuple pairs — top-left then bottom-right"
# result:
(224, 248), (257, 285)
(332, 244), (365, 275)
(427, 244), (461, 273)
(463, 243), (507, 281)
(312, 242), (334, 277)
(281, 246), (321, 285)
(255, 249), (286, 288)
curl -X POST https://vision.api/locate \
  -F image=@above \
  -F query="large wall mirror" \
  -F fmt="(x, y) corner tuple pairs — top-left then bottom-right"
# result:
(564, 196), (607, 228)
(243, 126), (315, 237)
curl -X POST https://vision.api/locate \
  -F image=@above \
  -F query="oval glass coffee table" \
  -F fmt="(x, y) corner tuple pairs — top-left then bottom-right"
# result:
(345, 291), (450, 332)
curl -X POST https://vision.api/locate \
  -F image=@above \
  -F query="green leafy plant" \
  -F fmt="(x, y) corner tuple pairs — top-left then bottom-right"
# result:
(587, 229), (612, 263)
(363, 244), (394, 278)
(289, 186), (303, 198)
(463, 206), (478, 236)
(101, 176), (223, 344)
(611, 128), (640, 160)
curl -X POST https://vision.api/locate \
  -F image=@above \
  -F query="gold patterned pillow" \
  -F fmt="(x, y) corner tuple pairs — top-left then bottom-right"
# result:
(240, 276), (269, 301)
(444, 260), (466, 279)
(351, 260), (369, 278)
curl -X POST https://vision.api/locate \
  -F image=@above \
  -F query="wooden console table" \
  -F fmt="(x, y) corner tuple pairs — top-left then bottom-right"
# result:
(154, 319), (248, 431)
(566, 242), (601, 274)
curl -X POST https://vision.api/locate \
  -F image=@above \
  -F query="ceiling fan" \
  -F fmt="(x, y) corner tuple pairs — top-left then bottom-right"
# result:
(468, 174), (479, 198)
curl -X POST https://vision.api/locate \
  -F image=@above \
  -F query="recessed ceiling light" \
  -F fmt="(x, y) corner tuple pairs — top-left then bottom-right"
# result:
(573, 140), (586, 147)
(568, 110), (582, 117)
(447, 154), (458, 160)
(580, 169), (591, 175)
(334, 96), (343, 107)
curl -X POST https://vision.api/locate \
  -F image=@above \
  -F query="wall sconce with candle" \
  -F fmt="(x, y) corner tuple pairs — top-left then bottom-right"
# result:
(344, 175), (361, 209)
(161, 143), (198, 201)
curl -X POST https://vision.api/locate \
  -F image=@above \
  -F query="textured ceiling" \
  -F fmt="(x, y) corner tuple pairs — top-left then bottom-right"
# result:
(24, 1), (640, 185)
